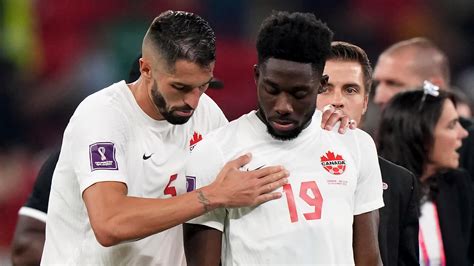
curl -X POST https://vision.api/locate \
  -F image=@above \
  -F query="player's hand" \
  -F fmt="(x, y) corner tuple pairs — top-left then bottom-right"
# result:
(206, 153), (288, 208)
(320, 104), (357, 134)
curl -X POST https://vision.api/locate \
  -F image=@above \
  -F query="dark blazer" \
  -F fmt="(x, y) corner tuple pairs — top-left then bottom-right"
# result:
(459, 117), (474, 182)
(434, 169), (474, 266)
(378, 157), (419, 266)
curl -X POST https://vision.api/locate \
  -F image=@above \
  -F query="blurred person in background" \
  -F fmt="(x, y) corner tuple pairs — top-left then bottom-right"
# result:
(450, 88), (473, 119)
(10, 151), (59, 266)
(377, 87), (473, 266)
(317, 41), (419, 266)
(369, 37), (474, 185)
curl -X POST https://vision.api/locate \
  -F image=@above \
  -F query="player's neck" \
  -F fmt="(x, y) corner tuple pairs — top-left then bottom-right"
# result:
(128, 79), (165, 121)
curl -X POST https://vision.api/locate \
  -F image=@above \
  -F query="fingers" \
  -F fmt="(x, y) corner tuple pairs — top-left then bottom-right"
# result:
(250, 165), (286, 179)
(257, 168), (289, 186)
(349, 119), (357, 129)
(257, 170), (289, 194)
(323, 109), (345, 131)
(226, 153), (252, 169)
(338, 115), (350, 134)
(321, 104), (335, 129)
(254, 192), (283, 206)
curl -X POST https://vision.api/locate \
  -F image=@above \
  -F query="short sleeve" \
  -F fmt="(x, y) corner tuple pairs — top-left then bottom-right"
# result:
(184, 136), (227, 231)
(353, 131), (384, 215)
(67, 98), (130, 193)
(18, 149), (60, 222)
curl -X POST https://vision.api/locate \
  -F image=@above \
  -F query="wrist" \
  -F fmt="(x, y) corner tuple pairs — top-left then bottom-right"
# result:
(197, 185), (223, 212)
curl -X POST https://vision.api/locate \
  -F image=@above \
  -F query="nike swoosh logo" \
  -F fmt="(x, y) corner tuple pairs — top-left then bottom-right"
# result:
(246, 164), (266, 171)
(143, 153), (153, 160)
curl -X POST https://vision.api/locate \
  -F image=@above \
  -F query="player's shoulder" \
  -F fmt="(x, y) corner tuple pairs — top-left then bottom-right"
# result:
(206, 113), (249, 141)
(194, 93), (223, 115)
(193, 112), (253, 153)
(75, 80), (129, 116)
(321, 125), (375, 147)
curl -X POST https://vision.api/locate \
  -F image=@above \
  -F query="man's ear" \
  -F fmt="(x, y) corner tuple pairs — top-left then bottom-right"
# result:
(253, 64), (259, 85)
(140, 58), (152, 79)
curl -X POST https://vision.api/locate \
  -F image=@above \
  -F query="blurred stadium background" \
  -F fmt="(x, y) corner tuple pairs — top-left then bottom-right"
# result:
(0, 0), (473, 263)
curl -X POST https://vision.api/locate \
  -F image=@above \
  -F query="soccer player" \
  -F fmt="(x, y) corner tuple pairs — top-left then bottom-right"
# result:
(316, 41), (419, 266)
(41, 10), (290, 265)
(183, 11), (384, 265)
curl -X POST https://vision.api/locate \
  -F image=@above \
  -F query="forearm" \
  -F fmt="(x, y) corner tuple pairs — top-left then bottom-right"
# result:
(11, 232), (44, 266)
(184, 224), (222, 266)
(11, 215), (46, 266)
(353, 211), (382, 266)
(85, 184), (220, 246)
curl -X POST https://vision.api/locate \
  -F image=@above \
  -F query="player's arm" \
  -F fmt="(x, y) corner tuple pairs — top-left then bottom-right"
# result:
(83, 153), (288, 247)
(11, 216), (45, 266)
(11, 149), (59, 265)
(184, 224), (222, 266)
(352, 131), (384, 265)
(353, 210), (382, 266)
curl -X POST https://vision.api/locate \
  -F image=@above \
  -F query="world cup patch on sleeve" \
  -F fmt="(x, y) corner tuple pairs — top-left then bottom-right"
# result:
(186, 176), (196, 192)
(89, 142), (118, 171)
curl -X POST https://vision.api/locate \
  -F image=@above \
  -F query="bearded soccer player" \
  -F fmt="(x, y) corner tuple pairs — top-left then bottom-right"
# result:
(183, 12), (384, 266)
(41, 10), (290, 265)
(317, 41), (419, 266)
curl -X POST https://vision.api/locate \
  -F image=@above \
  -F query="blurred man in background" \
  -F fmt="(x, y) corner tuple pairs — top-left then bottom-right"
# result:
(369, 37), (474, 181)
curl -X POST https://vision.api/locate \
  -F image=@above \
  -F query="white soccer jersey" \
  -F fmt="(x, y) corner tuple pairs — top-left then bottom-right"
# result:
(186, 110), (384, 266)
(41, 80), (227, 265)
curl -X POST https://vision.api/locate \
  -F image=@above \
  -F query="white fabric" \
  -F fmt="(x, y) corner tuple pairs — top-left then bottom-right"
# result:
(186, 110), (384, 265)
(41, 80), (227, 265)
(419, 201), (444, 266)
(18, 206), (47, 223)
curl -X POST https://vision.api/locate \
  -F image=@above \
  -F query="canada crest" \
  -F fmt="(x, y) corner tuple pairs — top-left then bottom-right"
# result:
(320, 151), (346, 175)
(189, 131), (203, 151)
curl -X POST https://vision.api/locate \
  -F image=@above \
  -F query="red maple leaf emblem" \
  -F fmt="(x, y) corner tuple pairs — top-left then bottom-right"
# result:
(320, 151), (346, 175)
(189, 132), (203, 147)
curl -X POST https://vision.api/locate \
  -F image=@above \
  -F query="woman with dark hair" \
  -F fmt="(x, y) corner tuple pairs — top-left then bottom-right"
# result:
(377, 84), (473, 266)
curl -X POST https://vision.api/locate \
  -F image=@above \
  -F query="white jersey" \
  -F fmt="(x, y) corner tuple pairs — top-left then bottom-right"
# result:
(186, 110), (384, 266)
(41, 80), (227, 265)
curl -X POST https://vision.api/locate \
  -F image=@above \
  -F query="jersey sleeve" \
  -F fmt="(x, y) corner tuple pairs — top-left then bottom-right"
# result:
(184, 136), (227, 231)
(67, 97), (130, 193)
(353, 131), (384, 215)
(18, 149), (60, 222)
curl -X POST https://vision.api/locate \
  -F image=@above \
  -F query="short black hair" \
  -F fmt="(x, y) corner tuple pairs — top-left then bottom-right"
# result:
(329, 41), (373, 95)
(256, 11), (333, 71)
(145, 10), (215, 68)
(377, 89), (456, 178)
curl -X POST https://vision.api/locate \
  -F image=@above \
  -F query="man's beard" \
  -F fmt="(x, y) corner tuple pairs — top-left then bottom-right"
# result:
(150, 82), (194, 125)
(257, 103), (315, 141)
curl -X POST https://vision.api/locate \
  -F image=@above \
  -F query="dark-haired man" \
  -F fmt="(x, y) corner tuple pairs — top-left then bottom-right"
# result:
(41, 11), (289, 265)
(184, 12), (383, 265)
(317, 41), (419, 266)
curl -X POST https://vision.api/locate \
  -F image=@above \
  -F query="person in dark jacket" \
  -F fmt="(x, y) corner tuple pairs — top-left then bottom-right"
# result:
(378, 88), (473, 265)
